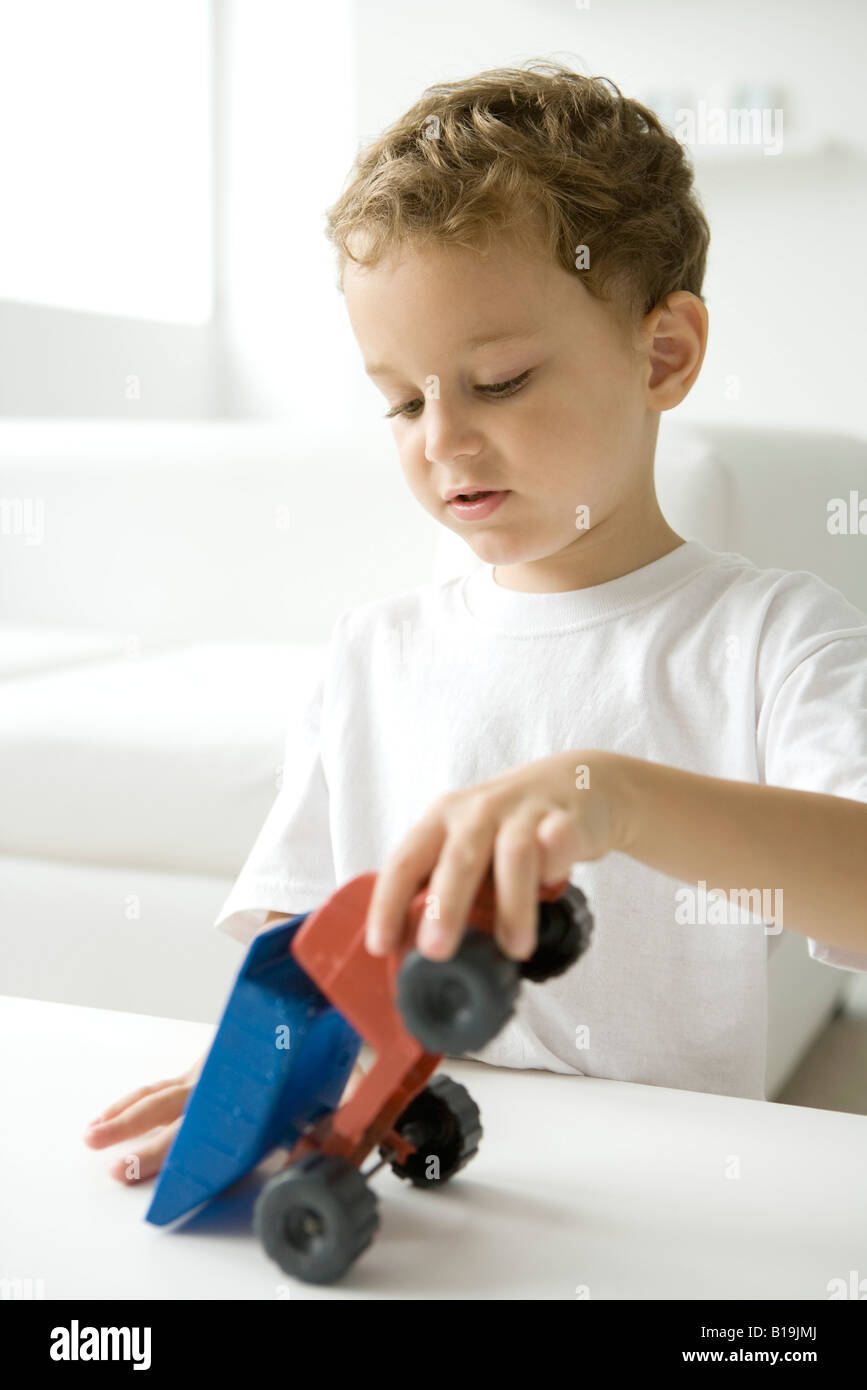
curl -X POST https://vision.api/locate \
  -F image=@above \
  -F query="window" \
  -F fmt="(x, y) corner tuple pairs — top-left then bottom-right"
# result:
(0, 0), (212, 322)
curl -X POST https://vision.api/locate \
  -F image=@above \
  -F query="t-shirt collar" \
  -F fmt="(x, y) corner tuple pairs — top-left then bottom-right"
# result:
(460, 537), (717, 633)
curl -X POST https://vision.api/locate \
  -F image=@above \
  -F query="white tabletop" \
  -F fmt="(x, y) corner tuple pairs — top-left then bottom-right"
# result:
(2, 993), (865, 1301)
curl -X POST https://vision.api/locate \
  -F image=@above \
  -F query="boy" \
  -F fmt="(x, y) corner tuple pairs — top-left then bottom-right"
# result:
(85, 62), (867, 1184)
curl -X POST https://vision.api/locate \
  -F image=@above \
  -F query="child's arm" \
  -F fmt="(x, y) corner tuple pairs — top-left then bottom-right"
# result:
(612, 755), (867, 955)
(364, 750), (867, 959)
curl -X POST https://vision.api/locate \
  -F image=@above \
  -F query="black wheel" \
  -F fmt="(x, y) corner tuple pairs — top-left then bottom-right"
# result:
(396, 927), (520, 1053)
(520, 884), (594, 983)
(383, 1074), (482, 1187)
(254, 1153), (379, 1285)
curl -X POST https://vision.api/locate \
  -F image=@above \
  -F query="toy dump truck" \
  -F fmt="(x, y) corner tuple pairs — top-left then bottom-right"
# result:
(146, 869), (593, 1284)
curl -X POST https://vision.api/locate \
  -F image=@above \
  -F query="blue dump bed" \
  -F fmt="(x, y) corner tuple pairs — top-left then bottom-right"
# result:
(146, 914), (362, 1227)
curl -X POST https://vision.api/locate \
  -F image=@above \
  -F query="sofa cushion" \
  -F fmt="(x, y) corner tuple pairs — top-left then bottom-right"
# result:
(0, 624), (140, 678)
(0, 422), (438, 648)
(0, 641), (324, 877)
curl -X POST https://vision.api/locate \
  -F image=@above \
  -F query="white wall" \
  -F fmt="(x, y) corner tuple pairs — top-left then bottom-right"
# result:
(0, 302), (217, 417)
(0, 0), (216, 418)
(213, 0), (362, 425)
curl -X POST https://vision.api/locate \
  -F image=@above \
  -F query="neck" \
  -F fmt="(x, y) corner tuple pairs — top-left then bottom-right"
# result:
(492, 513), (685, 594)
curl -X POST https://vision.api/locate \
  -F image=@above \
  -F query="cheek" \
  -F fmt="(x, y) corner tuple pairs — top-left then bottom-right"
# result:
(398, 444), (433, 500)
(538, 371), (635, 485)
(509, 396), (591, 489)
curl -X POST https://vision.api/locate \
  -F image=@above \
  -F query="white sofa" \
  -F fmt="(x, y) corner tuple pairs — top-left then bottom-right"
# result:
(1, 418), (864, 1098)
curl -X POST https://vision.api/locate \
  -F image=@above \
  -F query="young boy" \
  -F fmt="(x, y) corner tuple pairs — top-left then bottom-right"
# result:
(85, 62), (867, 1185)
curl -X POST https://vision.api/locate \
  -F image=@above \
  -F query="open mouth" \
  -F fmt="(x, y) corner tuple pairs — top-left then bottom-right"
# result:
(446, 489), (510, 520)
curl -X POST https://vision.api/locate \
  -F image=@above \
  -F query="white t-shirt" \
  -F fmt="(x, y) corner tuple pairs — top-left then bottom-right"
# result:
(214, 538), (867, 1101)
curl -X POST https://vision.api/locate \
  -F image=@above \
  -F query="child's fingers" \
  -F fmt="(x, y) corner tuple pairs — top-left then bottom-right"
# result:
(83, 1083), (190, 1149)
(340, 1062), (366, 1103)
(536, 807), (582, 877)
(492, 808), (544, 959)
(416, 821), (495, 960)
(88, 1077), (186, 1126)
(106, 1120), (182, 1184)
(365, 814), (447, 955)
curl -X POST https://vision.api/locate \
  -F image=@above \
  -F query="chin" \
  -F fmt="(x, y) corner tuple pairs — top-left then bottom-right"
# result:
(463, 530), (552, 566)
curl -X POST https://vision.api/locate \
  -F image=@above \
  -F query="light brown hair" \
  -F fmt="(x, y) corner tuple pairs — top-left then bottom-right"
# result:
(324, 60), (710, 337)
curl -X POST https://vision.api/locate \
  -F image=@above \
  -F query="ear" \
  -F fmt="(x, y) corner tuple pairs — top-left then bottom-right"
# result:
(643, 291), (709, 409)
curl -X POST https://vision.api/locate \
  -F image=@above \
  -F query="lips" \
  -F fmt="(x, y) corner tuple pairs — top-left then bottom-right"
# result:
(445, 489), (511, 521)
(443, 485), (503, 502)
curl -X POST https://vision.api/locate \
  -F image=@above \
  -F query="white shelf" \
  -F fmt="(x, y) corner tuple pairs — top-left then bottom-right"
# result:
(687, 134), (846, 165)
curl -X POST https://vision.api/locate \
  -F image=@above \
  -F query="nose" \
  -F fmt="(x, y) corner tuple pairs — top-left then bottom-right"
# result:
(422, 398), (483, 470)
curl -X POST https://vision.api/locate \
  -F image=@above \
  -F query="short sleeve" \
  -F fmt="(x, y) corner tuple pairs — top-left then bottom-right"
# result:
(759, 624), (867, 972)
(214, 668), (336, 946)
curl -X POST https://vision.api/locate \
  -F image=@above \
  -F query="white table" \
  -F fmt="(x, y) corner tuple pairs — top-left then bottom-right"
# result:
(2, 994), (865, 1301)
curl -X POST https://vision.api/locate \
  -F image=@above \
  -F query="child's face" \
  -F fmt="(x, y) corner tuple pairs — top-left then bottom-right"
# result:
(344, 232), (668, 583)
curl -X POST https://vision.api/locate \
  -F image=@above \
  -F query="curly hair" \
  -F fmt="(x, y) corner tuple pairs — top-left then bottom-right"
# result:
(324, 60), (710, 336)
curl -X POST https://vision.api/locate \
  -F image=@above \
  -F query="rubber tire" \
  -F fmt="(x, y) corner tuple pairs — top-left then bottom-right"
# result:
(396, 927), (520, 1053)
(519, 884), (594, 983)
(254, 1153), (379, 1285)
(384, 1074), (482, 1187)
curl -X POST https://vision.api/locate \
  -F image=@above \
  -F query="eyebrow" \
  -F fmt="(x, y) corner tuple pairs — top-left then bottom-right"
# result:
(365, 328), (540, 379)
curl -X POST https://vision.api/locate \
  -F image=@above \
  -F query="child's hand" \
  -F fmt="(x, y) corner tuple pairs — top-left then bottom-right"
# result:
(365, 749), (626, 962)
(82, 1052), (206, 1184)
(85, 1052), (367, 1184)
(340, 1057), (367, 1101)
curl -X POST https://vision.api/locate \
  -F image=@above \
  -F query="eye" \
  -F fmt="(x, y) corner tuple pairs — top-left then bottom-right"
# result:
(479, 369), (532, 397)
(383, 369), (532, 420)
